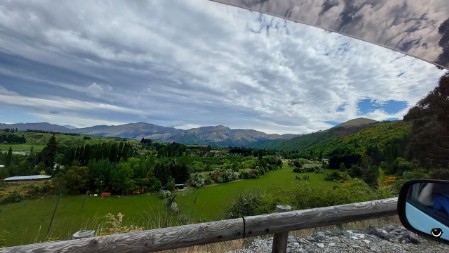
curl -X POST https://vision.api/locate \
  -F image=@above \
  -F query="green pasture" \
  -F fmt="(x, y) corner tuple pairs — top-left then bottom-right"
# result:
(0, 131), (138, 154)
(0, 164), (335, 246)
(176, 166), (335, 220)
(0, 194), (166, 246)
(0, 144), (45, 153)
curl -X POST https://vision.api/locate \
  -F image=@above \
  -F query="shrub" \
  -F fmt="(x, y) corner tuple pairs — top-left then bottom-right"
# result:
(190, 173), (205, 188)
(158, 190), (172, 199)
(324, 171), (347, 181)
(293, 167), (304, 173)
(0, 191), (23, 205)
(430, 169), (449, 180)
(290, 179), (389, 209)
(227, 192), (272, 218)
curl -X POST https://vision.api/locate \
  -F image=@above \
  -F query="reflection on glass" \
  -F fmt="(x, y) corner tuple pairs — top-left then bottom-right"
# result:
(213, 0), (449, 69)
(406, 183), (449, 241)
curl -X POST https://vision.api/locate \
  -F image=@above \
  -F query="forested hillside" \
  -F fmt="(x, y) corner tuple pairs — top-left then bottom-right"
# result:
(280, 121), (411, 159)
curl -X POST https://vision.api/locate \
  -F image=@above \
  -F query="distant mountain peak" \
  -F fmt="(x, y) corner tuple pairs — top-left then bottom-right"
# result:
(0, 121), (298, 147)
(336, 118), (377, 128)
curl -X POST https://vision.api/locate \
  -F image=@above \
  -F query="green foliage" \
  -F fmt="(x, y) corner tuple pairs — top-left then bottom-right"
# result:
(110, 162), (135, 195)
(65, 142), (135, 165)
(226, 191), (272, 218)
(430, 169), (449, 180)
(0, 191), (23, 205)
(288, 159), (304, 169)
(324, 171), (347, 182)
(166, 178), (175, 191)
(290, 179), (390, 209)
(277, 121), (411, 160)
(190, 173), (205, 188)
(39, 134), (57, 170)
(405, 73), (449, 167)
(0, 133), (26, 144)
(385, 157), (416, 175)
(63, 165), (89, 194)
(5, 147), (12, 166)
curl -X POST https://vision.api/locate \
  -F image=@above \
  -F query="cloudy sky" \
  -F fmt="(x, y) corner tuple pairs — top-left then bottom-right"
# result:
(0, 0), (446, 134)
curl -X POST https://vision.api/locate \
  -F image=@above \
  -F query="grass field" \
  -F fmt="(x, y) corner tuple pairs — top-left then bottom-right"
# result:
(0, 164), (335, 246)
(0, 131), (139, 153)
(0, 194), (167, 246)
(0, 143), (45, 152)
(176, 165), (336, 220)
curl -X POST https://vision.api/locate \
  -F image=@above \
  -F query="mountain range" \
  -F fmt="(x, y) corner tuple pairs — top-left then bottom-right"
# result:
(0, 122), (297, 147)
(0, 118), (379, 147)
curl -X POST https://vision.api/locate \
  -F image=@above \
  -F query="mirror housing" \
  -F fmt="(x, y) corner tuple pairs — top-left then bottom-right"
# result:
(398, 179), (449, 244)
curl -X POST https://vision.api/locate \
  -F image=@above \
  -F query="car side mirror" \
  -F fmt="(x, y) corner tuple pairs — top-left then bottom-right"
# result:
(398, 180), (449, 244)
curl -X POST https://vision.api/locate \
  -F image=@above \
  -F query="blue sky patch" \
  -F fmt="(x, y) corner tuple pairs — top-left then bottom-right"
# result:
(357, 98), (408, 115)
(336, 103), (346, 112)
(385, 118), (400, 121)
(325, 121), (340, 126)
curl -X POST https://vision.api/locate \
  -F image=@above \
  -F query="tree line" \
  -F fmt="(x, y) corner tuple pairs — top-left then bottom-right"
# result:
(0, 133), (26, 144)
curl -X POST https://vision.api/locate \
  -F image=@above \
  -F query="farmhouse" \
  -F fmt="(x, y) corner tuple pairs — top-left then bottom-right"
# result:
(0, 164), (4, 168)
(3, 175), (52, 182)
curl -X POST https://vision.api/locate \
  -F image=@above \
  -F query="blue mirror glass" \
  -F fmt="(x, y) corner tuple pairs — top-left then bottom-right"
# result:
(405, 182), (449, 242)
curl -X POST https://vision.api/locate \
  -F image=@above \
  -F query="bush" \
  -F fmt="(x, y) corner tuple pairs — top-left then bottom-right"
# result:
(290, 179), (389, 209)
(288, 159), (304, 169)
(149, 178), (162, 192)
(293, 167), (304, 173)
(430, 169), (449, 180)
(209, 168), (240, 183)
(227, 192), (272, 218)
(1, 191), (23, 204)
(158, 190), (172, 199)
(190, 173), (205, 188)
(324, 171), (347, 181)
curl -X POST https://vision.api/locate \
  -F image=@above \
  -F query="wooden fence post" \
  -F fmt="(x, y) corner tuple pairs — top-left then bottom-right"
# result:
(271, 205), (292, 253)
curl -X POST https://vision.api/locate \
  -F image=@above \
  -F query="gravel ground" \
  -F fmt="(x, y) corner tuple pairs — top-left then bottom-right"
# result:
(229, 225), (449, 253)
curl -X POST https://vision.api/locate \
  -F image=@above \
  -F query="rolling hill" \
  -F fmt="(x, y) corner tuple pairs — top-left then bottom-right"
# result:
(258, 119), (411, 157)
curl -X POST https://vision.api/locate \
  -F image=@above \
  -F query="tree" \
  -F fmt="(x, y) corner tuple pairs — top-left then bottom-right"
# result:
(360, 155), (379, 189)
(404, 73), (449, 167)
(88, 159), (113, 192)
(110, 162), (135, 195)
(39, 135), (57, 170)
(63, 166), (89, 194)
(169, 160), (189, 184)
(5, 147), (12, 166)
(154, 162), (172, 186)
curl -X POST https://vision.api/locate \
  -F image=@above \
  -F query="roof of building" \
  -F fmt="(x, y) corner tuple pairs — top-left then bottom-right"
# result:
(4, 175), (52, 181)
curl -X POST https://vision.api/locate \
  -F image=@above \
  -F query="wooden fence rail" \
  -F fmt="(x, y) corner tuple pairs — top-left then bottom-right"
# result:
(0, 197), (398, 253)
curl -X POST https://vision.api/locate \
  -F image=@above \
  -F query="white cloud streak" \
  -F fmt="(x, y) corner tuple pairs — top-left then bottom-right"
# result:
(0, 0), (445, 134)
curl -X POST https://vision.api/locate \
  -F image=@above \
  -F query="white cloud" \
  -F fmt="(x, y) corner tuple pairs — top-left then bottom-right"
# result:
(32, 112), (127, 128)
(0, 0), (445, 134)
(86, 82), (112, 98)
(0, 85), (18, 95)
(0, 90), (144, 115)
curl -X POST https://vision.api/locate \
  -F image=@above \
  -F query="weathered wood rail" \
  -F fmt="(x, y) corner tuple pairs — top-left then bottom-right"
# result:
(0, 197), (397, 253)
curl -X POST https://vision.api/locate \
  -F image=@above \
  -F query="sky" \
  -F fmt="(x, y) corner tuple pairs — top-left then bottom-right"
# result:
(0, 0), (446, 134)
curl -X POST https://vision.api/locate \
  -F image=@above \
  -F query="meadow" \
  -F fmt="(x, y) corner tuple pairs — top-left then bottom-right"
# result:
(0, 164), (336, 246)
(0, 131), (136, 153)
